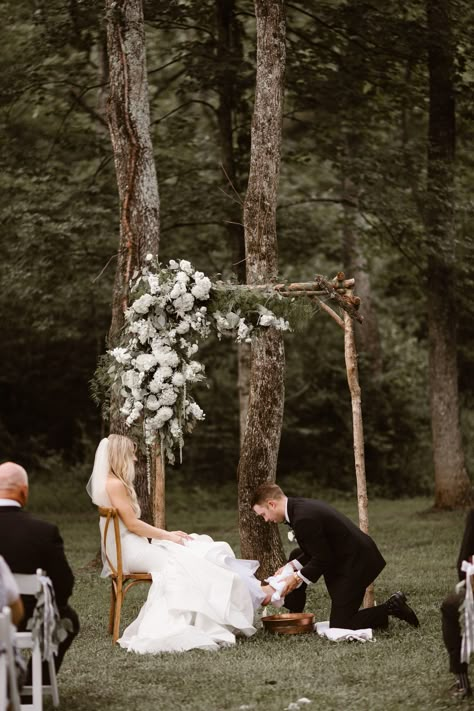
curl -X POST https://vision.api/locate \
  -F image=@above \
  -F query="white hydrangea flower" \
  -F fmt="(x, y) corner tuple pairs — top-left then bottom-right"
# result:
(155, 365), (173, 381)
(146, 394), (160, 411)
(155, 406), (173, 423)
(171, 372), (185, 387)
(170, 419), (182, 438)
(191, 276), (212, 300)
(110, 347), (131, 364)
(173, 293), (195, 314)
(160, 387), (178, 406)
(155, 348), (179, 368)
(168, 259), (179, 269)
(179, 259), (193, 274)
(236, 319), (251, 342)
(145, 253), (153, 261)
(147, 274), (161, 295)
(170, 281), (186, 299)
(259, 313), (275, 327)
(134, 353), (157, 372)
(176, 319), (191, 334)
(176, 271), (190, 284)
(132, 293), (155, 315)
(188, 402), (205, 420)
(122, 370), (140, 390)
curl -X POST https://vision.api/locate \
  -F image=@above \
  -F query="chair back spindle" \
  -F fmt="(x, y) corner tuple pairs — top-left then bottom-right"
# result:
(97, 507), (152, 643)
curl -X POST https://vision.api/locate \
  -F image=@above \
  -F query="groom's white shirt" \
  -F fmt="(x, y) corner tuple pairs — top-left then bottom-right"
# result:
(284, 497), (310, 586)
(0, 499), (20, 507)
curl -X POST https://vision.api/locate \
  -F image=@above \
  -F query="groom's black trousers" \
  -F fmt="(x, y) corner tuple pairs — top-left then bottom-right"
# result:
(441, 591), (467, 674)
(284, 548), (389, 630)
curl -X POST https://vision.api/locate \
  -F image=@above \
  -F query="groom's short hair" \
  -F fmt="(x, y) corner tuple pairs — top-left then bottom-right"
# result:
(251, 483), (285, 507)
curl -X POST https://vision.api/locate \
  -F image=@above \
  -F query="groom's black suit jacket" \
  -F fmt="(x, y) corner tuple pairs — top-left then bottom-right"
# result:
(287, 497), (386, 602)
(0, 505), (75, 622)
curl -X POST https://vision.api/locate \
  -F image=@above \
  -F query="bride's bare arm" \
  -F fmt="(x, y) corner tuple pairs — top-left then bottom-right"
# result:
(106, 478), (187, 544)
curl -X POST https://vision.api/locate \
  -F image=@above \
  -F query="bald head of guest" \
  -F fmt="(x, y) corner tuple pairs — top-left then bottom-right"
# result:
(0, 462), (28, 506)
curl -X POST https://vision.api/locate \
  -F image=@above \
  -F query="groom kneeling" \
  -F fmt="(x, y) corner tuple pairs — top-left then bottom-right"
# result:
(252, 484), (419, 631)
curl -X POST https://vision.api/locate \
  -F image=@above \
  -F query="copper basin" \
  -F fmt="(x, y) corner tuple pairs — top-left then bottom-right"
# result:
(262, 612), (315, 635)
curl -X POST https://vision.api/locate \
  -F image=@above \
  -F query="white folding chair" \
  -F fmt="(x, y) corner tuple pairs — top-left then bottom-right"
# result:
(14, 570), (59, 711)
(0, 606), (21, 711)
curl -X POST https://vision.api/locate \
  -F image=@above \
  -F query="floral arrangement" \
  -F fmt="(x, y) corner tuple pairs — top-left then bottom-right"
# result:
(106, 257), (291, 462)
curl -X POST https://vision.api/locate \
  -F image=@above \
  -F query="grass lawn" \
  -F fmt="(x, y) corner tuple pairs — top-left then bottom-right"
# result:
(29, 486), (469, 711)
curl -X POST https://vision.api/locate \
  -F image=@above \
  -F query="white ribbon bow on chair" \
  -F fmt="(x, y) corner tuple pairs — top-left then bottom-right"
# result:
(27, 574), (62, 662)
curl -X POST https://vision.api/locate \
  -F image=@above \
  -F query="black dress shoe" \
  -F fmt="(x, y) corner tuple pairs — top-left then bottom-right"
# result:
(386, 591), (420, 627)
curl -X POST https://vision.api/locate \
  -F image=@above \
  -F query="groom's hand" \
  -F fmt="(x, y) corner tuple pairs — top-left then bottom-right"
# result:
(282, 572), (301, 596)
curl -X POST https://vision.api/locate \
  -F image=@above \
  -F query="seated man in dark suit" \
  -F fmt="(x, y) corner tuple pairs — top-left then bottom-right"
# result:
(441, 510), (474, 699)
(252, 483), (420, 631)
(0, 461), (79, 682)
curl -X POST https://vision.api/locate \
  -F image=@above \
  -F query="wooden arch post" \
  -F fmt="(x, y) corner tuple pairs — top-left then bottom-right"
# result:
(267, 272), (374, 607)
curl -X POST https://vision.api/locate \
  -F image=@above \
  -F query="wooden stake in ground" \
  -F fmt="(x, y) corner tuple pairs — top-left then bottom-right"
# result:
(344, 309), (374, 607)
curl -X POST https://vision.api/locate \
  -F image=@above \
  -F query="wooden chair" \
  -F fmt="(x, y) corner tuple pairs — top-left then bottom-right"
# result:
(14, 570), (59, 711)
(98, 507), (152, 643)
(0, 606), (21, 711)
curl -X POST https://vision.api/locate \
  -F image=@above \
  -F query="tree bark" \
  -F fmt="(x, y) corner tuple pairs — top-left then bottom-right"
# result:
(105, 0), (162, 523)
(214, 0), (251, 447)
(342, 176), (383, 379)
(237, 0), (286, 577)
(426, 0), (470, 508)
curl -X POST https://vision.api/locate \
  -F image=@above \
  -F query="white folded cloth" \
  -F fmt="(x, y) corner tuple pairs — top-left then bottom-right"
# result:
(315, 621), (373, 642)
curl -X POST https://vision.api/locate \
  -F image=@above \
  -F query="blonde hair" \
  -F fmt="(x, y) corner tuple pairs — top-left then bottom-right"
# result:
(108, 434), (141, 516)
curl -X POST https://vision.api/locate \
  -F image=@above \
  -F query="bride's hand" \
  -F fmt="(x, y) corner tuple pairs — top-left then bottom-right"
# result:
(170, 531), (193, 541)
(166, 532), (186, 545)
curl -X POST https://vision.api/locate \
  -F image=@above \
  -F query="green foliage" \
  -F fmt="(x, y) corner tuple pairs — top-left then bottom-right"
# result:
(1, 0), (473, 496)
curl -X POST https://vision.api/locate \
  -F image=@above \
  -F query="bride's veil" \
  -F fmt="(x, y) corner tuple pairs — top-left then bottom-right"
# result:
(86, 438), (111, 507)
(86, 437), (115, 577)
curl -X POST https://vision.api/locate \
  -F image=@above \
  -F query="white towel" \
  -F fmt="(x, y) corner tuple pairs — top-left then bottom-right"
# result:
(315, 621), (373, 642)
(265, 563), (296, 607)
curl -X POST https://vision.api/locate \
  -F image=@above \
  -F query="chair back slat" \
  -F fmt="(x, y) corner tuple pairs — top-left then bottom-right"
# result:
(0, 606), (21, 711)
(14, 570), (43, 595)
(97, 507), (151, 643)
(98, 507), (123, 578)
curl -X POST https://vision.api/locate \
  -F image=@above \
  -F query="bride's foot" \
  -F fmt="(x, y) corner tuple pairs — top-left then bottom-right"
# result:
(261, 584), (275, 606)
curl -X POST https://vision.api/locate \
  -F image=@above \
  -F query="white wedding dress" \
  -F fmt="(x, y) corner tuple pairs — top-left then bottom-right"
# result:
(115, 529), (265, 654)
(87, 438), (266, 653)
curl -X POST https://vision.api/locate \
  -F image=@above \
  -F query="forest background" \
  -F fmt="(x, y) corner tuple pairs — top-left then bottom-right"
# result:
(1, 0), (473, 505)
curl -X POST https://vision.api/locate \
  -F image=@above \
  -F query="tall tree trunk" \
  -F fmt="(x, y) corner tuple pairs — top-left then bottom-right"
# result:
(426, 0), (470, 508)
(214, 0), (251, 446)
(342, 176), (383, 379)
(237, 0), (286, 577)
(105, 0), (162, 523)
(97, 33), (109, 134)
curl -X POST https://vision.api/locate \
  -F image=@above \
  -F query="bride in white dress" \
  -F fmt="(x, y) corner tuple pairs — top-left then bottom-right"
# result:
(87, 435), (275, 654)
